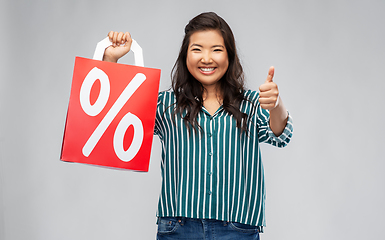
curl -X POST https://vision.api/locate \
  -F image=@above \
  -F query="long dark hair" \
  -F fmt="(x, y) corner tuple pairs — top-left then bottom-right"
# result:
(171, 12), (248, 133)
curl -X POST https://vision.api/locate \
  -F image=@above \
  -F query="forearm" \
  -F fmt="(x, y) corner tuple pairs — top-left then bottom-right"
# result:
(102, 54), (118, 63)
(269, 96), (289, 136)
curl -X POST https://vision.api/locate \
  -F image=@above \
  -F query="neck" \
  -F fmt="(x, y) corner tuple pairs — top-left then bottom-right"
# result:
(202, 84), (222, 103)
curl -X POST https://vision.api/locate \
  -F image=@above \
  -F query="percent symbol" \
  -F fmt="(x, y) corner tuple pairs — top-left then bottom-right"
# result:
(79, 67), (146, 162)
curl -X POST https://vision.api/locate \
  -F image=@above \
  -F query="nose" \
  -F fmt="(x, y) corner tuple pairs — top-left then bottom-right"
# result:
(200, 52), (212, 63)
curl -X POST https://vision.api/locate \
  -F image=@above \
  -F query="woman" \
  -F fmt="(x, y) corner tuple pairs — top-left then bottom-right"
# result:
(104, 12), (293, 240)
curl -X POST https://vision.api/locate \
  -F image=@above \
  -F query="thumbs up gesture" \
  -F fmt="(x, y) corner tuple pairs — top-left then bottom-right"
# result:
(259, 66), (280, 110)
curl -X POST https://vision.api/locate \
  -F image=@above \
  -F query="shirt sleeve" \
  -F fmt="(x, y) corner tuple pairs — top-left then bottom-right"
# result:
(255, 98), (294, 148)
(154, 92), (164, 138)
(265, 113), (293, 147)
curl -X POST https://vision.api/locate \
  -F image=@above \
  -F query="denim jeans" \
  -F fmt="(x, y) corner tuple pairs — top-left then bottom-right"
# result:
(156, 217), (260, 240)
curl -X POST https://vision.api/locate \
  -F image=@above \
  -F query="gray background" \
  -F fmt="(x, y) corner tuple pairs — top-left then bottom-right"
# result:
(1, 0), (384, 239)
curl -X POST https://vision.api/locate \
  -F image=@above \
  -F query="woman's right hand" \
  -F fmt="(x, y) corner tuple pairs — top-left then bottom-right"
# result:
(103, 31), (132, 63)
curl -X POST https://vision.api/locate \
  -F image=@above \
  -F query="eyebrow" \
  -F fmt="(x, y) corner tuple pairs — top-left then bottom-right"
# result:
(190, 43), (225, 49)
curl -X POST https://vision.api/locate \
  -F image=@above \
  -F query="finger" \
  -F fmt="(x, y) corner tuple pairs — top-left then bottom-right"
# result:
(108, 31), (116, 46)
(259, 96), (278, 105)
(112, 32), (119, 46)
(123, 32), (132, 46)
(117, 32), (125, 46)
(261, 103), (275, 110)
(259, 81), (277, 93)
(265, 66), (275, 83)
(108, 31), (114, 41)
(259, 93), (279, 103)
(259, 95), (278, 110)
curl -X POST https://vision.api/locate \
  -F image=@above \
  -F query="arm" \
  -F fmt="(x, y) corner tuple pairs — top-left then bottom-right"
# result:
(102, 31), (132, 63)
(259, 66), (289, 136)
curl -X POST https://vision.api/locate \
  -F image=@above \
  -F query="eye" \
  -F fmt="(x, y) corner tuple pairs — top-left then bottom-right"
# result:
(213, 48), (223, 52)
(191, 48), (201, 52)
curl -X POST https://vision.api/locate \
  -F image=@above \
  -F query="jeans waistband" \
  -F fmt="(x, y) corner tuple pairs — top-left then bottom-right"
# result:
(156, 217), (263, 233)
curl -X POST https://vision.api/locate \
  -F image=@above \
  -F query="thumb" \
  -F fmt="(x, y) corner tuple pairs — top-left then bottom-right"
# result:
(265, 66), (275, 83)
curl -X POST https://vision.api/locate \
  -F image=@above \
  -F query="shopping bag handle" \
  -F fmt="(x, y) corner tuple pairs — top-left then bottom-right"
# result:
(92, 37), (144, 67)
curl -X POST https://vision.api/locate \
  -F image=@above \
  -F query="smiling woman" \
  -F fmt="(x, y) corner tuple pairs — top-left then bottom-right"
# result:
(171, 12), (248, 133)
(186, 30), (229, 89)
(102, 11), (293, 240)
(186, 30), (229, 115)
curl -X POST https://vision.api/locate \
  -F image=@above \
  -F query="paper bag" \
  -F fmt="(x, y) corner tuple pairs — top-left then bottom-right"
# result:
(61, 38), (161, 171)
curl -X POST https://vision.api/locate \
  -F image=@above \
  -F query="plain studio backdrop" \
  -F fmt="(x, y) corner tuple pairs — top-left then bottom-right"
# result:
(1, 0), (384, 239)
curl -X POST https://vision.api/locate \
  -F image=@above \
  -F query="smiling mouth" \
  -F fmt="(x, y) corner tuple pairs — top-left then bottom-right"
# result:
(199, 67), (216, 74)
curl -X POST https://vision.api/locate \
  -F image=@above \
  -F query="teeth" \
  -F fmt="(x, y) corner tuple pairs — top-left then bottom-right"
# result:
(200, 67), (215, 72)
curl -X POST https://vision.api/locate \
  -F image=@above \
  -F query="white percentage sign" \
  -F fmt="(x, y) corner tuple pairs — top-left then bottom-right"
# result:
(79, 67), (146, 162)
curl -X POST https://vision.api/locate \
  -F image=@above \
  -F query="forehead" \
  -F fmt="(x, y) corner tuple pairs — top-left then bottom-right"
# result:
(189, 29), (225, 46)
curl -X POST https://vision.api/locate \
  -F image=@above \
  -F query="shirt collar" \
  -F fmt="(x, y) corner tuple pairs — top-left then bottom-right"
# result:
(201, 105), (224, 118)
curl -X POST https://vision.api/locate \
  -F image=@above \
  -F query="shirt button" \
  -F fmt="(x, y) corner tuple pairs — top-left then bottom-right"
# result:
(208, 191), (212, 195)
(208, 172), (212, 176)
(208, 133), (212, 137)
(209, 152), (212, 156)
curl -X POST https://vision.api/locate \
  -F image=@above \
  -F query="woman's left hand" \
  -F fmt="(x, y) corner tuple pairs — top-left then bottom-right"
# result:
(259, 66), (279, 110)
(259, 66), (288, 136)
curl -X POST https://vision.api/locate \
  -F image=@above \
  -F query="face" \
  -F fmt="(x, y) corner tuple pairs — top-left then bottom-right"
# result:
(186, 30), (229, 90)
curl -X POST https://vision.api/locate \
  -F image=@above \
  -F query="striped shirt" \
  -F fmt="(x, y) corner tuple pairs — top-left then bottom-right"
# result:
(154, 89), (293, 227)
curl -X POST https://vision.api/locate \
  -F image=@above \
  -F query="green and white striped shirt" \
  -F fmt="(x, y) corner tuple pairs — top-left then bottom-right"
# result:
(154, 90), (293, 227)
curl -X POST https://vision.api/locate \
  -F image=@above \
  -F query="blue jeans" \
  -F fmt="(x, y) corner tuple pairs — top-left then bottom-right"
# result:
(156, 217), (260, 240)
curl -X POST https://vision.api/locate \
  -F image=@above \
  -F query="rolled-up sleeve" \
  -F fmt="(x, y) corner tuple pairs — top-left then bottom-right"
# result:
(255, 102), (293, 148)
(265, 113), (293, 147)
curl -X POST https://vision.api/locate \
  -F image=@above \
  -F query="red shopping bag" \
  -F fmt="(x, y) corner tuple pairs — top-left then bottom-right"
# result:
(61, 38), (161, 171)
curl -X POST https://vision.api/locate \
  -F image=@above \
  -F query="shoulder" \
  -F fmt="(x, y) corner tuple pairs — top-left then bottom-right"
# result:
(238, 89), (261, 116)
(158, 90), (176, 103)
(242, 89), (260, 104)
(158, 89), (174, 98)
(157, 90), (176, 113)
